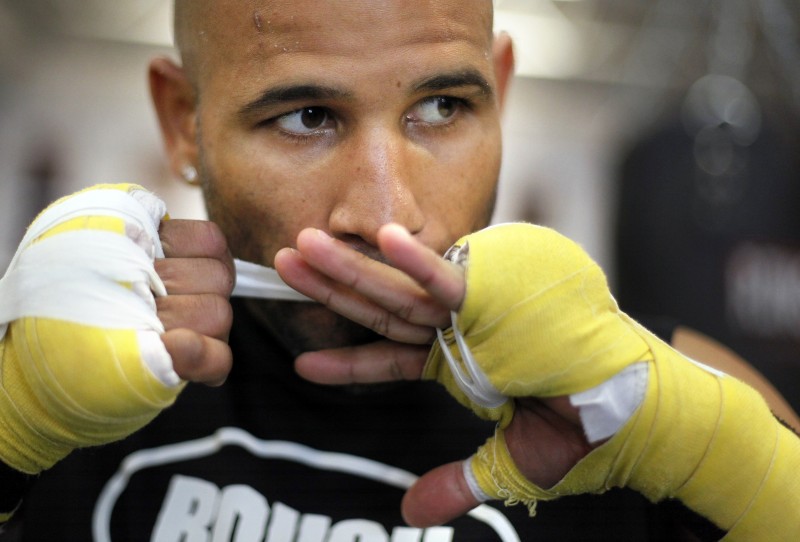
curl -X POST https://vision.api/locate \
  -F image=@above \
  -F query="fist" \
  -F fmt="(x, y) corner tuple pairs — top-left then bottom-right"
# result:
(0, 184), (233, 474)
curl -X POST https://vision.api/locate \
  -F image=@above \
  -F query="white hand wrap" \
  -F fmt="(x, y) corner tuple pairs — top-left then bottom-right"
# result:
(0, 184), (182, 475)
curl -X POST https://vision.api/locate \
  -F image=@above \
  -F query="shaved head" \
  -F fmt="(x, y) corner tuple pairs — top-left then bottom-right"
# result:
(173, 0), (495, 90)
(172, 0), (208, 87)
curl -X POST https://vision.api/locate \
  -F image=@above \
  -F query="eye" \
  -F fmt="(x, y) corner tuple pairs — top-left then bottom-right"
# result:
(275, 107), (334, 135)
(407, 96), (462, 125)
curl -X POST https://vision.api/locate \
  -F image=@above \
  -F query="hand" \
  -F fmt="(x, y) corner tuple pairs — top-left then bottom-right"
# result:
(277, 222), (800, 538)
(156, 219), (235, 386)
(275, 224), (594, 526)
(0, 184), (236, 475)
(274, 224), (465, 383)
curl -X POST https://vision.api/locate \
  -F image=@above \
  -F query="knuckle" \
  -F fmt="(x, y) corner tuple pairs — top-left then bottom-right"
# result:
(214, 259), (236, 295)
(156, 294), (233, 339)
(154, 258), (235, 296)
(157, 225), (175, 255)
(153, 258), (174, 283)
(369, 311), (392, 337)
(198, 258), (235, 296)
(159, 219), (231, 262)
(200, 221), (230, 259)
(205, 294), (234, 336)
(394, 298), (417, 322)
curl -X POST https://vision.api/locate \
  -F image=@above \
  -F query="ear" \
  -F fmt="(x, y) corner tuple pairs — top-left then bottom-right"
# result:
(492, 31), (515, 112)
(149, 57), (199, 183)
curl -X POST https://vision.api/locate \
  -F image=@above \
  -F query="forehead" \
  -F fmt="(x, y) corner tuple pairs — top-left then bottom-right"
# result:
(192, 0), (494, 93)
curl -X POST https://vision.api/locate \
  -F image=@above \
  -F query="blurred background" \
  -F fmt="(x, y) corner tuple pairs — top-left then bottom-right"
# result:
(1, 0), (799, 408)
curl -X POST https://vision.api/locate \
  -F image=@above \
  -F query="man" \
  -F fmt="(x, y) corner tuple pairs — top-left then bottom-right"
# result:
(0, 1), (796, 540)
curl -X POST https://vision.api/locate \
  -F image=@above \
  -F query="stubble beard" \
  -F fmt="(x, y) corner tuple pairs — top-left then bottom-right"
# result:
(243, 298), (381, 358)
(196, 150), (384, 365)
(243, 298), (413, 395)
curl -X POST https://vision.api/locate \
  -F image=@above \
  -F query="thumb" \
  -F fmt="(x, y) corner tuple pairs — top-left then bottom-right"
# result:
(401, 460), (483, 527)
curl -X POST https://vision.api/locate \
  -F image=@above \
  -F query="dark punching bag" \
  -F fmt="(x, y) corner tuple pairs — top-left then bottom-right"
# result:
(614, 75), (800, 413)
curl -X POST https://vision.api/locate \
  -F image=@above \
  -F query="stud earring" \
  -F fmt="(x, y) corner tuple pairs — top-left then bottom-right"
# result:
(180, 165), (198, 184)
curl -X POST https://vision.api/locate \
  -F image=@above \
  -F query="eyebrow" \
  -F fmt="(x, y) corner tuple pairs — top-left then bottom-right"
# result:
(411, 69), (494, 98)
(238, 69), (493, 120)
(238, 84), (353, 119)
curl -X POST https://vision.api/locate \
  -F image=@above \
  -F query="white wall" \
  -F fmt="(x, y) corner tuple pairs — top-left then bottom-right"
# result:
(0, 37), (205, 269)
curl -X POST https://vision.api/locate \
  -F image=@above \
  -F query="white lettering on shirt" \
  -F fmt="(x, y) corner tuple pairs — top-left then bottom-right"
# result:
(93, 427), (520, 542)
(150, 475), (453, 542)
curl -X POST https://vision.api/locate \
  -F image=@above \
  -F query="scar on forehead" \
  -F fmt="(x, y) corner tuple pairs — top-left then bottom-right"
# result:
(253, 11), (264, 33)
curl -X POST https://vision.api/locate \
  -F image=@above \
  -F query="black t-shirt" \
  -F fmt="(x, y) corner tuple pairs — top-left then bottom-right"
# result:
(5, 301), (718, 541)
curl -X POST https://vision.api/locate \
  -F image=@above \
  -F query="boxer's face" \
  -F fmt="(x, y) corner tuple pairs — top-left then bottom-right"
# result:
(160, 0), (512, 354)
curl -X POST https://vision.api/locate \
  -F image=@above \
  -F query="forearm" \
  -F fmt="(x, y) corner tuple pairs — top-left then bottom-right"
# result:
(625, 331), (799, 537)
(671, 326), (800, 431)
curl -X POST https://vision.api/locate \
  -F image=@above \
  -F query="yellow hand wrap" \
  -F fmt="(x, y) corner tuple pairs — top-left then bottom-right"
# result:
(0, 184), (184, 475)
(425, 223), (800, 539)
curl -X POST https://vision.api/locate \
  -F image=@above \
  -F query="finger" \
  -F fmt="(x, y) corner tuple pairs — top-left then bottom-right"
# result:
(161, 328), (233, 386)
(155, 257), (235, 296)
(156, 294), (233, 341)
(159, 219), (234, 276)
(293, 229), (451, 326)
(294, 340), (429, 385)
(276, 247), (436, 344)
(377, 223), (465, 311)
(401, 461), (481, 528)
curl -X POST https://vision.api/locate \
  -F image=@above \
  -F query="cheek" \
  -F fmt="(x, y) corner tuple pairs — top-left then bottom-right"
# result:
(199, 143), (288, 264)
(410, 131), (500, 255)
(432, 129), (501, 229)
(200, 165), (273, 264)
(468, 128), (502, 210)
(199, 131), (338, 265)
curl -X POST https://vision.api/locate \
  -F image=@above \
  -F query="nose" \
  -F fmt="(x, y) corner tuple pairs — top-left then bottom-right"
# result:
(328, 127), (426, 249)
